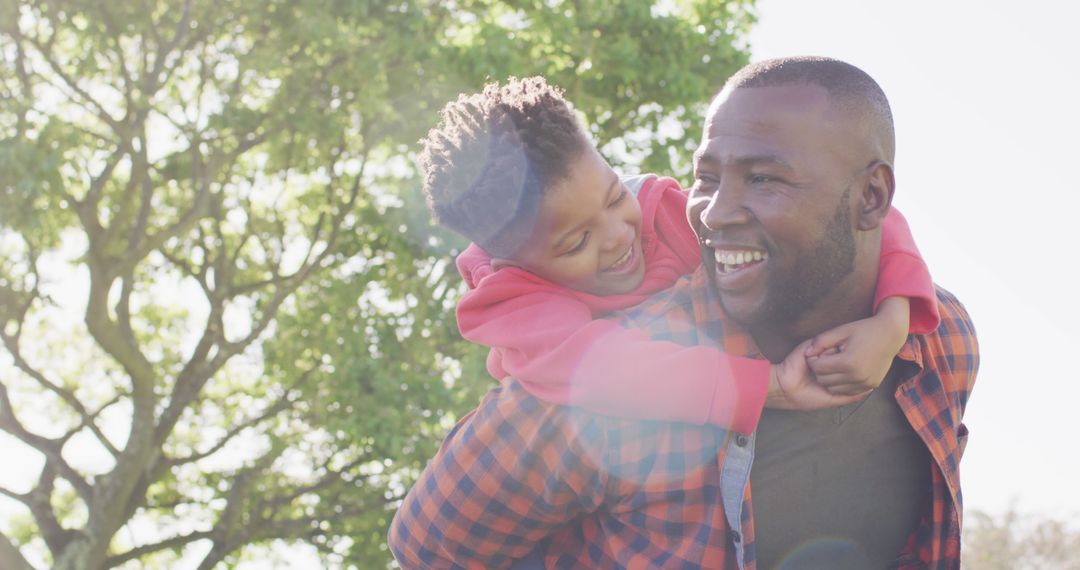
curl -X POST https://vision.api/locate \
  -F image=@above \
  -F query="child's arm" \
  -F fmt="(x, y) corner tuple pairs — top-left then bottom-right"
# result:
(461, 283), (865, 433)
(874, 207), (939, 333)
(804, 207), (938, 395)
(804, 296), (909, 395)
(767, 338), (874, 409)
(461, 285), (762, 432)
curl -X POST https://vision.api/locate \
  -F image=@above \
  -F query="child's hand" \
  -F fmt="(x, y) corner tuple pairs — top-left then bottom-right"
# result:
(804, 297), (910, 396)
(766, 339), (872, 411)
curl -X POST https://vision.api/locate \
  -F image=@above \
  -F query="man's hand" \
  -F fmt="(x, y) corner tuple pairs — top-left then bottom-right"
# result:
(766, 338), (871, 410)
(804, 296), (910, 396)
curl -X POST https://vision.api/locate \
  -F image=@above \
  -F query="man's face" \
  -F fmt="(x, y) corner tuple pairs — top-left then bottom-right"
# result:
(509, 146), (645, 296)
(688, 84), (867, 326)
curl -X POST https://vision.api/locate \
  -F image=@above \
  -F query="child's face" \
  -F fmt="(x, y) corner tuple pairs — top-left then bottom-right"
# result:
(506, 147), (645, 296)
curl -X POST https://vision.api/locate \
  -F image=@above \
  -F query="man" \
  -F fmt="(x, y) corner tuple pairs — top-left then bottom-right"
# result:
(388, 57), (978, 569)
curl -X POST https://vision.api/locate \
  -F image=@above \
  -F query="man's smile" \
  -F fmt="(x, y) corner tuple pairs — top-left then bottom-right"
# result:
(701, 240), (769, 290)
(713, 248), (768, 273)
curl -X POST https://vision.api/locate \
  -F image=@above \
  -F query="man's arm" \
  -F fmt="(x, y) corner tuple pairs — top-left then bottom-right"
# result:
(388, 381), (608, 569)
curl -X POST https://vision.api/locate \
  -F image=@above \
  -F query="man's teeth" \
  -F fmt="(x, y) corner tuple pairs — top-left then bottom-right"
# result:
(713, 250), (766, 270)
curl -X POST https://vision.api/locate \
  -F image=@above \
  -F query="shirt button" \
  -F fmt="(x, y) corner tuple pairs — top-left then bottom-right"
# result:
(735, 434), (749, 447)
(729, 530), (741, 543)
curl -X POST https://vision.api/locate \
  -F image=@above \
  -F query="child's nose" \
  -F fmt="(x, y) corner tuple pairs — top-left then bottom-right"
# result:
(600, 221), (631, 252)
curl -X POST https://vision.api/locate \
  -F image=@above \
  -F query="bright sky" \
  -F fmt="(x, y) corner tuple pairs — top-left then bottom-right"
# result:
(747, 0), (1080, 520)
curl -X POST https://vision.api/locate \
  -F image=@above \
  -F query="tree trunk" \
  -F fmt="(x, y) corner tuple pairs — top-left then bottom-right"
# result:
(50, 535), (102, 570)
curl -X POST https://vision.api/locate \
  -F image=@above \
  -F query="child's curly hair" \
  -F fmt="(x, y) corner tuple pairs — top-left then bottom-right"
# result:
(418, 76), (591, 258)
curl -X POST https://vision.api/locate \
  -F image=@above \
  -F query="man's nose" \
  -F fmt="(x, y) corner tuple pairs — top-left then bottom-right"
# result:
(699, 184), (751, 231)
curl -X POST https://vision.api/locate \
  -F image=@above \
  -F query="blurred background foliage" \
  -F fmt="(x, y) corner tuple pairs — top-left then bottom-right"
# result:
(962, 507), (1080, 570)
(0, 0), (754, 567)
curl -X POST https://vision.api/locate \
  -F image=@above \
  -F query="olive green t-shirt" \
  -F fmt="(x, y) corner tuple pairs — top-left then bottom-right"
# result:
(749, 362), (931, 570)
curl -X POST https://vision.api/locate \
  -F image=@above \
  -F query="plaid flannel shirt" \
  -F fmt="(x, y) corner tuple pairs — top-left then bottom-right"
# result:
(389, 268), (979, 569)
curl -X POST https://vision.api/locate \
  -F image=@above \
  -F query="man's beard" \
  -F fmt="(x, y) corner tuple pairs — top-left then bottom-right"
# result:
(723, 188), (857, 327)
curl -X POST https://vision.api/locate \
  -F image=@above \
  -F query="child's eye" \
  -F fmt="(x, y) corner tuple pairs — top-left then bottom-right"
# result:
(565, 232), (589, 255)
(609, 188), (628, 206)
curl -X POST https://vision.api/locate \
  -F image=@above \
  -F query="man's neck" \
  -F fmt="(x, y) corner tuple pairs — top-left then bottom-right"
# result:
(749, 263), (878, 363)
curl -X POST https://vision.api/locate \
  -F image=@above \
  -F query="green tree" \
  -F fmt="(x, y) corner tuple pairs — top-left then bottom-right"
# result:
(0, 0), (753, 567)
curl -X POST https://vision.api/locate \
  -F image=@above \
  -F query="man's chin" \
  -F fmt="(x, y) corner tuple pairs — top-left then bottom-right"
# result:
(715, 292), (767, 326)
(704, 262), (762, 323)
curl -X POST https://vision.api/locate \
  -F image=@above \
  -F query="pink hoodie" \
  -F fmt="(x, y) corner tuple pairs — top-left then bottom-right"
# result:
(455, 175), (938, 434)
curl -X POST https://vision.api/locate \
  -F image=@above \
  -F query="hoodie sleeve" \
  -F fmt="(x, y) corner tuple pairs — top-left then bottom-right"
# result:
(875, 207), (940, 334)
(455, 263), (770, 434)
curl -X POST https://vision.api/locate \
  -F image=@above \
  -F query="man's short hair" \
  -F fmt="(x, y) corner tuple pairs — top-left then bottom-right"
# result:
(419, 76), (591, 258)
(723, 56), (895, 162)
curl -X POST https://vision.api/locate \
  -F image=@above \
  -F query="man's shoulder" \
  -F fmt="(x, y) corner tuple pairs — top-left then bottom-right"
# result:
(452, 378), (730, 476)
(914, 286), (979, 393)
(929, 286), (978, 361)
(932, 286), (975, 331)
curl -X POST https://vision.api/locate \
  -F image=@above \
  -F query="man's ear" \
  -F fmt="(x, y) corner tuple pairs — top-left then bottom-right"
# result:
(856, 161), (895, 231)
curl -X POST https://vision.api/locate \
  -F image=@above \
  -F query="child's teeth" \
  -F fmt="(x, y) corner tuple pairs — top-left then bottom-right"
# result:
(610, 246), (632, 270)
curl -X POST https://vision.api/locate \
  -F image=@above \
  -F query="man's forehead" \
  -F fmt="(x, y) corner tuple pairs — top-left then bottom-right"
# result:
(697, 84), (861, 166)
(705, 84), (832, 132)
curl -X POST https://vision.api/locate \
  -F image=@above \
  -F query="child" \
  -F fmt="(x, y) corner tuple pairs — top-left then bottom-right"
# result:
(418, 76), (938, 433)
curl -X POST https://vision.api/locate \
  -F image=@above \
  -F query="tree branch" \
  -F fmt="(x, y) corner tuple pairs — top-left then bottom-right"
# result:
(103, 529), (212, 568)
(21, 34), (123, 133)
(265, 454), (370, 509)
(112, 270), (143, 377)
(0, 485), (27, 504)
(159, 247), (212, 298)
(83, 267), (156, 414)
(0, 381), (93, 502)
(153, 307), (224, 447)
(126, 139), (157, 259)
(145, 0), (194, 92)
(5, 17), (33, 138)
(210, 145), (366, 371)
(192, 445), (286, 570)
(114, 180), (211, 278)
(0, 300), (121, 457)
(24, 462), (77, 556)
(96, 1), (135, 110)
(113, 128), (276, 281)
(164, 385), (300, 468)
(99, 148), (142, 246)
(57, 392), (124, 456)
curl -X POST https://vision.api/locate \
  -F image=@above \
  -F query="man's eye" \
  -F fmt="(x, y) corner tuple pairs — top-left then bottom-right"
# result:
(749, 174), (777, 184)
(692, 176), (720, 193)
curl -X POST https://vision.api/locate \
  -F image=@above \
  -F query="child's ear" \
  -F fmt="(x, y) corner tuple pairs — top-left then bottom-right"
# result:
(856, 160), (895, 231)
